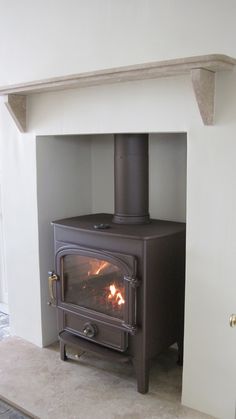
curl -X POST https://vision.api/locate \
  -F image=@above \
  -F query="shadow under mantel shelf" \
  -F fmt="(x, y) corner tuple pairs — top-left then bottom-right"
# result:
(0, 54), (235, 132)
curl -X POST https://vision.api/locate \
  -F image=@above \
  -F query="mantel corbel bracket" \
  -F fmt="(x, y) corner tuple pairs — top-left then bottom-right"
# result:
(191, 68), (215, 125)
(4, 94), (27, 132)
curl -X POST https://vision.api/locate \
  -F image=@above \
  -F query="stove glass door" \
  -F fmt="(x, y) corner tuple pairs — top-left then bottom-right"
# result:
(62, 254), (125, 320)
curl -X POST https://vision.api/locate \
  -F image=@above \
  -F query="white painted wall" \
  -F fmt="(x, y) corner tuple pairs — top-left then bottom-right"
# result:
(0, 98), (42, 346)
(36, 135), (92, 345)
(149, 133), (186, 222)
(0, 170), (8, 310)
(91, 135), (114, 214)
(0, 0), (236, 84)
(0, 1), (236, 418)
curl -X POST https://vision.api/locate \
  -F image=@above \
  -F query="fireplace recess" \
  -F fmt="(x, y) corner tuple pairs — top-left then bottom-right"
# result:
(49, 134), (186, 393)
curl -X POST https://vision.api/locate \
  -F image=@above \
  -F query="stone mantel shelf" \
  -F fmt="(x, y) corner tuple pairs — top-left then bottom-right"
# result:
(1, 54), (235, 132)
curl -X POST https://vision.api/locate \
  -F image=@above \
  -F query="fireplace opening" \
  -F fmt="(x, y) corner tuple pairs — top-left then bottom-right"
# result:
(37, 132), (187, 394)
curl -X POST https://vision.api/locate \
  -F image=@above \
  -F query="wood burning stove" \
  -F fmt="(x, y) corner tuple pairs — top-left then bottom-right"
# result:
(49, 134), (186, 394)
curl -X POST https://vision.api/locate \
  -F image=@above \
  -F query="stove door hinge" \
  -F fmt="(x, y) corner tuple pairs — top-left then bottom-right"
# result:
(124, 275), (140, 288)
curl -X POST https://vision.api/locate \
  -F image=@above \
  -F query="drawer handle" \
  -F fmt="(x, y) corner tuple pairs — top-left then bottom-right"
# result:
(83, 323), (97, 338)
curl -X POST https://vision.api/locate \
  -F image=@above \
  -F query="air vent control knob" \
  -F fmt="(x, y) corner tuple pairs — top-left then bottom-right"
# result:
(93, 223), (110, 230)
(83, 323), (97, 338)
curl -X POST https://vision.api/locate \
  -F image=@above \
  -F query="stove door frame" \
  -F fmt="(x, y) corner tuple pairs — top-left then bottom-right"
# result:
(55, 245), (138, 335)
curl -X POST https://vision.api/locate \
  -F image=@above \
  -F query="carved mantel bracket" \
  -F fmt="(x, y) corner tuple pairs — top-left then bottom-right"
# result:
(191, 68), (215, 126)
(0, 54), (235, 132)
(4, 94), (27, 132)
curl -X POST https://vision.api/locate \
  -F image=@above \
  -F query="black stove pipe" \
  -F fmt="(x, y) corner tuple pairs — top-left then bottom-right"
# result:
(113, 133), (150, 225)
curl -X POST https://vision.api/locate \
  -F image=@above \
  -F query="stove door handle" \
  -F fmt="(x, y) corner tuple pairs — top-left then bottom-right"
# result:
(48, 271), (59, 304)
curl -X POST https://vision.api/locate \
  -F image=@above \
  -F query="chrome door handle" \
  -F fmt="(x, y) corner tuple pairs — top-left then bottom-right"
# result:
(229, 314), (236, 328)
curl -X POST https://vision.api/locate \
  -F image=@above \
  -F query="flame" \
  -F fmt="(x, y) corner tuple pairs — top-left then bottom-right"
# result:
(95, 261), (109, 275)
(116, 292), (125, 305)
(110, 284), (116, 296)
(108, 284), (125, 306)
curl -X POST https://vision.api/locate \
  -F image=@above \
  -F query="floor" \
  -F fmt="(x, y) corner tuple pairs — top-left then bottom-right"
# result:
(0, 313), (32, 419)
(0, 312), (214, 419)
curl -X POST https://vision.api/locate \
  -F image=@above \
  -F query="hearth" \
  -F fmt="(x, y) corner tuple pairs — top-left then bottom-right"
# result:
(49, 134), (186, 393)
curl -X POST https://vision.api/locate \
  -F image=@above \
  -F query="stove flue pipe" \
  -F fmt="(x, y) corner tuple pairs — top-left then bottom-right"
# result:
(113, 133), (150, 225)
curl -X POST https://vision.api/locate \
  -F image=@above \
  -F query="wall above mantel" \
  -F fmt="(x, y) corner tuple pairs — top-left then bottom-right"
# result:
(1, 54), (235, 132)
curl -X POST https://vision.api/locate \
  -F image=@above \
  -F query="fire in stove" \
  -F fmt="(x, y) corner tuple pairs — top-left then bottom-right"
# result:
(88, 260), (125, 308)
(63, 255), (125, 318)
(94, 261), (109, 275)
(108, 284), (125, 306)
(93, 260), (125, 308)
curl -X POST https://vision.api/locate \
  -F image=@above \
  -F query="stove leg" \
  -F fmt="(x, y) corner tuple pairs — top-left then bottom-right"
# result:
(133, 358), (149, 394)
(60, 341), (67, 361)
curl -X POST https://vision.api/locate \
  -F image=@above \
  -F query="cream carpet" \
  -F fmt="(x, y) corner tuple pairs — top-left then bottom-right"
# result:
(0, 337), (213, 419)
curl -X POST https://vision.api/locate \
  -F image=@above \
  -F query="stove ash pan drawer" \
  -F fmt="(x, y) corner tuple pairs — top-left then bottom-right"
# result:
(60, 310), (128, 352)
